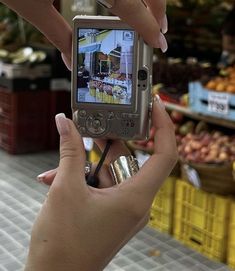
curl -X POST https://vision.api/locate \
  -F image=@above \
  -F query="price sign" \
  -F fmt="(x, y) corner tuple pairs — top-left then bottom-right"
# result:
(208, 92), (229, 115)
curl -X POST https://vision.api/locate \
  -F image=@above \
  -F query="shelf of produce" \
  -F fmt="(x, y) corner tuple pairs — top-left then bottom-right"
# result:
(92, 77), (130, 89)
(164, 102), (235, 130)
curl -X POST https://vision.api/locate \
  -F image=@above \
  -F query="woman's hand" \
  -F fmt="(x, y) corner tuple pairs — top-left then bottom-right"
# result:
(24, 97), (178, 271)
(1, 0), (168, 69)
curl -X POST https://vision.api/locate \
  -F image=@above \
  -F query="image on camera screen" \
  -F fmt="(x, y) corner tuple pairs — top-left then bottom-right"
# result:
(77, 28), (134, 105)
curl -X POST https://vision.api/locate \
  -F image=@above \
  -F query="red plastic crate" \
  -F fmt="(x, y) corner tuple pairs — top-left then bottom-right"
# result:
(0, 88), (51, 154)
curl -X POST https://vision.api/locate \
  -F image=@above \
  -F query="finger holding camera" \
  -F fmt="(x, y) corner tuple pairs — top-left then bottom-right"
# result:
(99, 0), (168, 52)
(1, 0), (168, 71)
(25, 98), (177, 271)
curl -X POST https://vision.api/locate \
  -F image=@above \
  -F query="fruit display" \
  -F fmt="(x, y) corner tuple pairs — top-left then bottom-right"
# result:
(130, 109), (235, 165)
(93, 80), (104, 91)
(173, 110), (235, 164)
(0, 47), (47, 64)
(112, 85), (127, 99)
(205, 66), (235, 94)
(178, 132), (235, 164)
(103, 84), (113, 95)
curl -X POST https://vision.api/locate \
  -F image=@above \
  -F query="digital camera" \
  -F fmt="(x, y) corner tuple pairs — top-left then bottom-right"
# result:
(72, 16), (153, 140)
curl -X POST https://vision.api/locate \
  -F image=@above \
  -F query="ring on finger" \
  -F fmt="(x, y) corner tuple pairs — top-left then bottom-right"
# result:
(109, 155), (139, 184)
(96, 0), (115, 9)
(85, 161), (92, 176)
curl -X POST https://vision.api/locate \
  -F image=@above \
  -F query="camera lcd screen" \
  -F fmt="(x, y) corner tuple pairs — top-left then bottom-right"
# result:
(77, 28), (135, 105)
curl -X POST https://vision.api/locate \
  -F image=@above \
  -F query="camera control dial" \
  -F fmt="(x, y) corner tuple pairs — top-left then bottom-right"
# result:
(86, 116), (107, 135)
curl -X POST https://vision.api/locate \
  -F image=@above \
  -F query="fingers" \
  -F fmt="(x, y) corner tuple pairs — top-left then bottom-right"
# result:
(126, 97), (178, 200)
(33, 6), (72, 68)
(37, 168), (57, 185)
(111, 0), (167, 52)
(145, 0), (167, 34)
(37, 164), (114, 188)
(61, 52), (72, 71)
(54, 113), (87, 190)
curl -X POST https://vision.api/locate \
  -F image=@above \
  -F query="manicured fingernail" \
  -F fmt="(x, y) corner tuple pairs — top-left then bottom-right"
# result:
(37, 172), (46, 182)
(158, 33), (168, 53)
(161, 14), (168, 34)
(154, 95), (165, 109)
(55, 113), (69, 136)
(37, 169), (55, 182)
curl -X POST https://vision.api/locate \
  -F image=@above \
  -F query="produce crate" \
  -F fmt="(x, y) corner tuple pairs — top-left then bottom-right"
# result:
(228, 200), (235, 270)
(149, 177), (176, 234)
(0, 87), (50, 154)
(189, 81), (235, 121)
(181, 161), (235, 195)
(89, 148), (101, 163)
(0, 77), (51, 91)
(173, 179), (231, 262)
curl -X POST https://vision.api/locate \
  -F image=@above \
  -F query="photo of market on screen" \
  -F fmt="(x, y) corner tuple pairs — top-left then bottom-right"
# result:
(77, 28), (134, 105)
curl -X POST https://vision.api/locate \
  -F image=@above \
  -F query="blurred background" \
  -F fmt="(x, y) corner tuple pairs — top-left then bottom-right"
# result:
(0, 1), (235, 271)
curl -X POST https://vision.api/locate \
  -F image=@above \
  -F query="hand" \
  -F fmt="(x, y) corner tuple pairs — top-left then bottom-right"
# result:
(109, 0), (168, 51)
(24, 97), (178, 271)
(1, 0), (168, 69)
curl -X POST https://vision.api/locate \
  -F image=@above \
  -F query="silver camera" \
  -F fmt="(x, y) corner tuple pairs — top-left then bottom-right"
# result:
(72, 16), (153, 140)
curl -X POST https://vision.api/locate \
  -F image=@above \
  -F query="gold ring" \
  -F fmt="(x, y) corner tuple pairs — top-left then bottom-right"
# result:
(109, 155), (139, 184)
(96, 0), (115, 9)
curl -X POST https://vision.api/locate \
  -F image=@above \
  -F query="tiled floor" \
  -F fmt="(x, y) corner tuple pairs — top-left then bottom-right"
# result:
(0, 150), (231, 271)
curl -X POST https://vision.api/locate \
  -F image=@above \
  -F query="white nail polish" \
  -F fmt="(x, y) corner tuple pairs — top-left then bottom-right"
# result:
(154, 95), (165, 109)
(161, 14), (168, 34)
(158, 33), (168, 53)
(37, 173), (46, 182)
(55, 113), (69, 136)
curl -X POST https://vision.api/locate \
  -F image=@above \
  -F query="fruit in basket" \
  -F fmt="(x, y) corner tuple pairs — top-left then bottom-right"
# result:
(179, 93), (189, 106)
(170, 111), (184, 123)
(195, 121), (209, 134)
(205, 66), (235, 93)
(206, 80), (217, 90)
(178, 131), (235, 164)
(226, 84), (235, 93)
(179, 121), (195, 136)
(216, 82), (227, 92)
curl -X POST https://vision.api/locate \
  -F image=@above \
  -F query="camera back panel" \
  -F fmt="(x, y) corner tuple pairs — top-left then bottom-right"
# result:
(72, 16), (153, 140)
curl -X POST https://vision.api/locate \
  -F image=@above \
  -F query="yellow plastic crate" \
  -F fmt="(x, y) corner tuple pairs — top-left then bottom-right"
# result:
(149, 177), (176, 234)
(228, 200), (235, 270)
(173, 179), (231, 262)
(89, 148), (101, 163)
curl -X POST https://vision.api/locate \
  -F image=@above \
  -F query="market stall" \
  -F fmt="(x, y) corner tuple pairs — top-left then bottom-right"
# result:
(77, 29), (133, 104)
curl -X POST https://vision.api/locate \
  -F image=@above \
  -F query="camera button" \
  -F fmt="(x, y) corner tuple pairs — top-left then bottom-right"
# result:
(121, 113), (128, 119)
(96, 113), (104, 118)
(129, 114), (138, 119)
(79, 110), (87, 117)
(108, 112), (115, 119)
(93, 119), (101, 129)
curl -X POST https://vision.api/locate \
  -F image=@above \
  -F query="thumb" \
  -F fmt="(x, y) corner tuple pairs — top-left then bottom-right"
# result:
(55, 113), (86, 185)
(61, 52), (71, 71)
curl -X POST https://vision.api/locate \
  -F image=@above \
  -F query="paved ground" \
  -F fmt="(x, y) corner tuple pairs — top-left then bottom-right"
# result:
(0, 150), (231, 271)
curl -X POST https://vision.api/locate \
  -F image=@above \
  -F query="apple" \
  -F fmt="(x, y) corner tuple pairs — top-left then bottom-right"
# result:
(171, 111), (184, 123)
